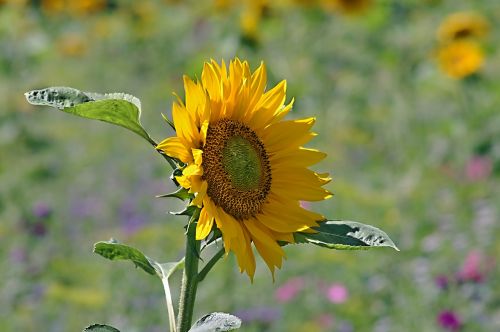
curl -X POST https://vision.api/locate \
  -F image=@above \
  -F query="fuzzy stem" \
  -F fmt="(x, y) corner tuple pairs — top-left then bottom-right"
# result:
(177, 223), (200, 332)
(161, 277), (177, 332)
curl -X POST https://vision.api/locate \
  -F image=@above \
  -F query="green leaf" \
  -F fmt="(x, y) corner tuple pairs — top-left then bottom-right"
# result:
(161, 112), (175, 130)
(25, 87), (155, 145)
(171, 205), (199, 217)
(93, 239), (157, 275)
(83, 324), (120, 332)
(294, 220), (399, 251)
(189, 312), (241, 332)
(156, 187), (193, 200)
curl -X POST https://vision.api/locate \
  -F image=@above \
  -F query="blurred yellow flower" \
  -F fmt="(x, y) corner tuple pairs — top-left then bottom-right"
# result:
(0, 0), (28, 6)
(57, 33), (88, 57)
(437, 40), (484, 79)
(322, 0), (373, 15)
(157, 59), (331, 280)
(240, 8), (261, 43)
(41, 0), (106, 16)
(214, 0), (233, 11)
(437, 11), (489, 42)
(240, 0), (268, 44)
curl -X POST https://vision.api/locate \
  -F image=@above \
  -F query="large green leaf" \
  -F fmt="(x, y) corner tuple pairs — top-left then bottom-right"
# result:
(93, 239), (183, 332)
(24, 87), (155, 145)
(189, 312), (241, 332)
(83, 324), (120, 332)
(294, 220), (399, 251)
(93, 239), (157, 275)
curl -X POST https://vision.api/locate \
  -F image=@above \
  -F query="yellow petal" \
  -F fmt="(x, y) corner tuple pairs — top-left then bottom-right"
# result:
(261, 117), (316, 154)
(156, 137), (192, 163)
(244, 219), (285, 277)
(259, 197), (322, 233)
(202, 62), (222, 101)
(272, 168), (332, 201)
(248, 80), (287, 128)
(183, 164), (202, 177)
(196, 208), (214, 240)
(268, 229), (295, 243)
(175, 174), (191, 189)
(203, 197), (231, 254)
(191, 148), (203, 166)
(270, 147), (327, 167)
(191, 180), (207, 207)
(172, 102), (199, 146)
(237, 224), (256, 279)
(183, 76), (208, 125)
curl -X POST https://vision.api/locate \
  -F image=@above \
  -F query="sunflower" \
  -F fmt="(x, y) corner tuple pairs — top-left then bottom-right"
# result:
(437, 12), (489, 43)
(322, 0), (373, 15)
(437, 40), (484, 79)
(158, 59), (331, 279)
(41, 0), (106, 15)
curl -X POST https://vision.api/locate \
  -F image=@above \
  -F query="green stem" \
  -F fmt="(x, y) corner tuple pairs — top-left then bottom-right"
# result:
(161, 277), (177, 332)
(197, 247), (224, 283)
(177, 222), (200, 332)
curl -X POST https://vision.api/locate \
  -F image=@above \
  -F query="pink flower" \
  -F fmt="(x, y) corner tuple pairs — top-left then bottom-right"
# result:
(316, 314), (334, 329)
(275, 277), (305, 303)
(456, 250), (494, 283)
(326, 283), (349, 304)
(465, 156), (492, 181)
(437, 310), (462, 331)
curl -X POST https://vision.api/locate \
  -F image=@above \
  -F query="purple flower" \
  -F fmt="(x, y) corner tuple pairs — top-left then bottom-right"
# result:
(119, 199), (147, 235)
(234, 306), (281, 324)
(69, 197), (103, 219)
(326, 283), (349, 304)
(275, 277), (305, 303)
(32, 202), (52, 219)
(121, 214), (147, 236)
(437, 310), (462, 331)
(435, 275), (449, 290)
(9, 248), (27, 263)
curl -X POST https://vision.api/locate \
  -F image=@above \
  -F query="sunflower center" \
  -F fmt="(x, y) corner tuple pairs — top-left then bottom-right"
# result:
(222, 136), (262, 191)
(202, 119), (271, 220)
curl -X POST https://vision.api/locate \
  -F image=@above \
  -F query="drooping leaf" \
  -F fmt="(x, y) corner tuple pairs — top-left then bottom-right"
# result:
(93, 239), (157, 275)
(189, 312), (241, 332)
(83, 324), (120, 332)
(294, 220), (399, 251)
(25, 87), (155, 145)
(156, 187), (193, 200)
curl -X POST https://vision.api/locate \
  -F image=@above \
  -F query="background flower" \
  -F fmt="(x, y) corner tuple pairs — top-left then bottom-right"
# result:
(437, 40), (484, 79)
(325, 283), (349, 304)
(275, 277), (305, 302)
(437, 11), (490, 42)
(437, 310), (462, 331)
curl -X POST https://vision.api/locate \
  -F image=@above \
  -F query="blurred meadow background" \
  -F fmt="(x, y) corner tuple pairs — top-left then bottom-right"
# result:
(1, 0), (500, 331)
